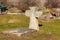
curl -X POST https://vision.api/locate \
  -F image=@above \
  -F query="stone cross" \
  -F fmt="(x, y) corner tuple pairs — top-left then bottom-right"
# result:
(29, 7), (39, 31)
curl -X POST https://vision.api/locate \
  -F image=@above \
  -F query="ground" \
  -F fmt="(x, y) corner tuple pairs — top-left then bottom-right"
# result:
(0, 14), (60, 40)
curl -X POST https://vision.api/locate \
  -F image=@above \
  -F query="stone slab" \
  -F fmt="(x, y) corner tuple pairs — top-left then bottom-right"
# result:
(2, 28), (37, 36)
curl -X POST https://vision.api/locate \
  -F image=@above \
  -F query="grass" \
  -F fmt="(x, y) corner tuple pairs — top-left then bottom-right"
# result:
(40, 21), (60, 37)
(0, 14), (60, 40)
(0, 14), (29, 31)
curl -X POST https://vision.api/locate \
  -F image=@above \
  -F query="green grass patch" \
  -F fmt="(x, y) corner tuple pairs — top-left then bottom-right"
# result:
(0, 14), (29, 31)
(40, 19), (60, 37)
(0, 14), (60, 39)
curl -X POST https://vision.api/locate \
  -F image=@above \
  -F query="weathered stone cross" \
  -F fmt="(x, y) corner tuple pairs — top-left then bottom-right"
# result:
(29, 7), (39, 31)
(3, 7), (40, 36)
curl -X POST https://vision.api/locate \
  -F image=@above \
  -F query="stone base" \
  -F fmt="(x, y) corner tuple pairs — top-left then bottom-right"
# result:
(2, 28), (37, 36)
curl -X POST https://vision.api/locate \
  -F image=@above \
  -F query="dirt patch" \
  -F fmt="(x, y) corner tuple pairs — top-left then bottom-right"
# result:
(0, 31), (60, 40)
(8, 19), (21, 23)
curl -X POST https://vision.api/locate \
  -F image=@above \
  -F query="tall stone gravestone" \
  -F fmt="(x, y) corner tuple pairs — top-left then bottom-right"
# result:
(29, 7), (39, 31)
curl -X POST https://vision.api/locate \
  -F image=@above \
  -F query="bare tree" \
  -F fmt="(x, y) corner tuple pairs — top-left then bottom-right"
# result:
(45, 0), (60, 8)
(19, 0), (40, 11)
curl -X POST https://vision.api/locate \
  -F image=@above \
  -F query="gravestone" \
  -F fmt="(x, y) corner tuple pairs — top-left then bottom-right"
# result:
(2, 7), (39, 36)
(29, 7), (39, 31)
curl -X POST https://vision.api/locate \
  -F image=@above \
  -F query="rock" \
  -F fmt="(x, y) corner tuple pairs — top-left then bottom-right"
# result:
(8, 7), (22, 13)
(57, 17), (60, 19)
(35, 11), (43, 18)
(46, 32), (52, 35)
